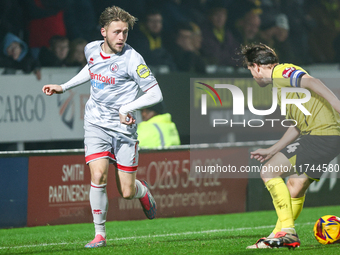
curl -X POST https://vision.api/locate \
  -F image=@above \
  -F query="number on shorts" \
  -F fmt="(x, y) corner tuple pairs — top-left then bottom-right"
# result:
(286, 142), (300, 153)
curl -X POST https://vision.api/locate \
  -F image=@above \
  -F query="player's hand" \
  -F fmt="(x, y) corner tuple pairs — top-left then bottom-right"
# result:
(119, 112), (136, 125)
(42, 84), (63, 96)
(250, 148), (274, 163)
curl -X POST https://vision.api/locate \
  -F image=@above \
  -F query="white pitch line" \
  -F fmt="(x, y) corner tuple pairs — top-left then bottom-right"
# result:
(0, 222), (313, 250)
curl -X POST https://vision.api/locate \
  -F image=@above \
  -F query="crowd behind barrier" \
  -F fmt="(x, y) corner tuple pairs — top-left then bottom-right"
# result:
(1, 0), (340, 77)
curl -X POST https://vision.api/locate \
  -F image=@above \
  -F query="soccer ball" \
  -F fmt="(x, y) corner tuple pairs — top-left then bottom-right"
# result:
(313, 215), (340, 244)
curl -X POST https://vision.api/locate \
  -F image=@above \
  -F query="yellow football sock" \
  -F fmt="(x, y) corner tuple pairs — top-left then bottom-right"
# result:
(272, 195), (305, 234)
(265, 178), (294, 229)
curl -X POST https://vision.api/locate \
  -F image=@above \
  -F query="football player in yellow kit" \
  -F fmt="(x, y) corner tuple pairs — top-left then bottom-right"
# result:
(241, 43), (340, 249)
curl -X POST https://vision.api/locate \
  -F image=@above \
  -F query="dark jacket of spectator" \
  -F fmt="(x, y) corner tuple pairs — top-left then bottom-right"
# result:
(200, 7), (239, 66)
(128, 10), (176, 70)
(201, 24), (239, 66)
(167, 23), (206, 73)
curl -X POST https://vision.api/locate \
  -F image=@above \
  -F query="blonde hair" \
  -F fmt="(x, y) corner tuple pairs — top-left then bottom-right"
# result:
(99, 6), (137, 29)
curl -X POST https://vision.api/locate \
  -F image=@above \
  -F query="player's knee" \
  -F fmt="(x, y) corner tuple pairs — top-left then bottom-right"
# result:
(91, 171), (107, 184)
(260, 168), (271, 182)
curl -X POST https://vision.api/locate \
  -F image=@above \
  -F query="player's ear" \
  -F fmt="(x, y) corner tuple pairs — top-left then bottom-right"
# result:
(253, 63), (260, 73)
(101, 27), (107, 38)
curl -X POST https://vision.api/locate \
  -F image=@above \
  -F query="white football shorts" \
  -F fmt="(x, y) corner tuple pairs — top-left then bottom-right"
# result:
(84, 120), (139, 172)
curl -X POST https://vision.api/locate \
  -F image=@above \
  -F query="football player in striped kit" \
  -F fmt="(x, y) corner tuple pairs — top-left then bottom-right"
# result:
(43, 6), (161, 248)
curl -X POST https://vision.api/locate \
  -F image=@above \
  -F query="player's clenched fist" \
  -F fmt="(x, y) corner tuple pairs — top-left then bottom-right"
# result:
(119, 112), (136, 125)
(42, 84), (63, 96)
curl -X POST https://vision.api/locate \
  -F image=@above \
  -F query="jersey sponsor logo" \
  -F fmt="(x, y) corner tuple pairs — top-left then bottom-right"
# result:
(110, 62), (119, 73)
(136, 64), (150, 78)
(282, 67), (296, 78)
(89, 70), (115, 87)
(89, 57), (94, 65)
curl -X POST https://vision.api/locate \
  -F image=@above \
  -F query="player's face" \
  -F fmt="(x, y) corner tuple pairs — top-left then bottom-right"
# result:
(146, 14), (162, 34)
(101, 20), (129, 54)
(247, 64), (270, 87)
(54, 40), (69, 60)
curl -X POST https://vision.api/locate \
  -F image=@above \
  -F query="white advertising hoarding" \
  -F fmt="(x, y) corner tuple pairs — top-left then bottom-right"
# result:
(0, 69), (90, 142)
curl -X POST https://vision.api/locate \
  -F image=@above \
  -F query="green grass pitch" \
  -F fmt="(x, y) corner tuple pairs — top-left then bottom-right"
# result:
(0, 205), (339, 254)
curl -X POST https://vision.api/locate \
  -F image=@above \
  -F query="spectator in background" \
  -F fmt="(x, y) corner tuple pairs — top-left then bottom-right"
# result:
(137, 102), (180, 148)
(200, 5), (239, 66)
(167, 22), (206, 73)
(232, 9), (261, 45)
(39, 36), (69, 67)
(129, 9), (176, 70)
(192, 22), (203, 52)
(66, 38), (88, 67)
(258, 14), (294, 63)
(0, 33), (41, 79)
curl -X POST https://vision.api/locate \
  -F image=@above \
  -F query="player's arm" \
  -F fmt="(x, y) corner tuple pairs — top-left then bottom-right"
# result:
(42, 64), (90, 96)
(300, 74), (340, 114)
(119, 85), (163, 125)
(250, 125), (300, 162)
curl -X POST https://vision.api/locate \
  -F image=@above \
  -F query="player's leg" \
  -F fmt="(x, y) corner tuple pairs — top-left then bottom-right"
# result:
(247, 173), (308, 249)
(84, 159), (110, 248)
(90, 159), (109, 230)
(114, 164), (157, 219)
(272, 175), (312, 234)
(87, 161), (110, 248)
(264, 177), (313, 249)
(84, 121), (115, 248)
(287, 175), (313, 199)
(260, 152), (302, 248)
(261, 152), (296, 232)
(270, 135), (340, 240)
(114, 132), (157, 219)
(263, 134), (340, 248)
(115, 169), (138, 199)
(247, 152), (297, 249)
(271, 174), (310, 234)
